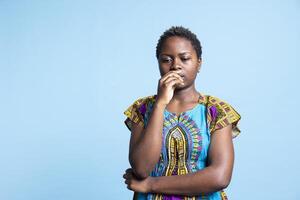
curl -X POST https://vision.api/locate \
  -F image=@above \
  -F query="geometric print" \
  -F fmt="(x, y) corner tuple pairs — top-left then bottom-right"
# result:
(124, 93), (241, 200)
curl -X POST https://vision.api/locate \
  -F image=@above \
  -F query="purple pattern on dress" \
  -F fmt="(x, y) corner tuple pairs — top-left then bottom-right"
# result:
(209, 105), (218, 121)
(139, 103), (146, 115)
(163, 195), (182, 200)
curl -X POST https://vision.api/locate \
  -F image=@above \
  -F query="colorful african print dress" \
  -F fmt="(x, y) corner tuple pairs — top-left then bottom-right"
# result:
(124, 93), (241, 200)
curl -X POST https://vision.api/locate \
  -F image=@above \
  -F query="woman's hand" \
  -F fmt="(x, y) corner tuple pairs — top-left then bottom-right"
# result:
(123, 168), (155, 193)
(156, 70), (184, 106)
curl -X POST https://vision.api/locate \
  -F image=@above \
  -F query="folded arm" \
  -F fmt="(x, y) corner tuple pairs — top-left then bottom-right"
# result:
(128, 102), (166, 179)
(125, 124), (234, 196)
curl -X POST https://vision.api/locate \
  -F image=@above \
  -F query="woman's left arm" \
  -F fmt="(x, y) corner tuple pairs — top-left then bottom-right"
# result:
(123, 124), (234, 196)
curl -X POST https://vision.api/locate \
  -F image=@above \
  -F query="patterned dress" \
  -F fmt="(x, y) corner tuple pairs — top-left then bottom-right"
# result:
(124, 93), (241, 200)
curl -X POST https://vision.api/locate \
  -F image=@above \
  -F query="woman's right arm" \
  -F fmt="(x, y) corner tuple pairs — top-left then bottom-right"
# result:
(129, 101), (166, 179)
(128, 71), (183, 179)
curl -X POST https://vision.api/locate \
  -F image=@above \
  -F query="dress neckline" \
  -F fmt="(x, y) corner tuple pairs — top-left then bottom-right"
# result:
(163, 92), (204, 117)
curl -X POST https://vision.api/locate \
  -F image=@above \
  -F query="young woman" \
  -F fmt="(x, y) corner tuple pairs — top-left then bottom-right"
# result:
(123, 26), (241, 200)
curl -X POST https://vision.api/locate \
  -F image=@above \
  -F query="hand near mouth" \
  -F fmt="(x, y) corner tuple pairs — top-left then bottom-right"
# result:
(156, 71), (184, 106)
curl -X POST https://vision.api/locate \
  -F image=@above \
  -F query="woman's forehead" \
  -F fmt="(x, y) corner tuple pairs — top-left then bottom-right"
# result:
(161, 36), (195, 54)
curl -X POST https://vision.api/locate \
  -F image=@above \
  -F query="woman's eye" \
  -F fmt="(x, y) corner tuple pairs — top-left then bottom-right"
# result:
(161, 58), (172, 63)
(181, 57), (190, 62)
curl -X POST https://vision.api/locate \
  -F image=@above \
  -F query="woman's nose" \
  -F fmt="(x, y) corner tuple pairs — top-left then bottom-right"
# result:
(171, 65), (181, 71)
(170, 59), (182, 71)
(170, 64), (182, 72)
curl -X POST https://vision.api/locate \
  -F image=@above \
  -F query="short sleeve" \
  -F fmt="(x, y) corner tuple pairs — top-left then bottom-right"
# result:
(206, 96), (241, 138)
(123, 97), (148, 131)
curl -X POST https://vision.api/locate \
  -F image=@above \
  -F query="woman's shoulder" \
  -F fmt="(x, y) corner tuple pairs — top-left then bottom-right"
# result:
(124, 94), (157, 116)
(198, 92), (229, 106)
(123, 94), (156, 131)
(134, 93), (232, 106)
(201, 92), (241, 137)
(201, 92), (240, 117)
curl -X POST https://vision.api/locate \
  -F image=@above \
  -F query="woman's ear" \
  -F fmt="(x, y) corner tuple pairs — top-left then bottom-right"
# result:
(197, 59), (202, 72)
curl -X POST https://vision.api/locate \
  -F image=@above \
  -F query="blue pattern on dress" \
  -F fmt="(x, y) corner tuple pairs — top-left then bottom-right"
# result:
(137, 102), (222, 200)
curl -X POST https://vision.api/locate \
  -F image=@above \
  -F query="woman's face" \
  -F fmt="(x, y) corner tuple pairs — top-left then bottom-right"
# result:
(158, 36), (201, 89)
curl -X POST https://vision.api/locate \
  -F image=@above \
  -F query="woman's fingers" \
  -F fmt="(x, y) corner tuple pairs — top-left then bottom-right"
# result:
(160, 70), (182, 82)
(161, 75), (183, 86)
(125, 168), (133, 173)
(162, 77), (177, 85)
(156, 70), (184, 105)
(123, 171), (135, 191)
(164, 76), (184, 87)
(127, 185), (133, 191)
(161, 73), (182, 83)
(164, 76), (183, 84)
(123, 172), (133, 179)
(123, 168), (135, 180)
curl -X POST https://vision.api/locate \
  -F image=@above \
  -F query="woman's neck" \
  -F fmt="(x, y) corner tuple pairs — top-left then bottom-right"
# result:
(171, 84), (199, 103)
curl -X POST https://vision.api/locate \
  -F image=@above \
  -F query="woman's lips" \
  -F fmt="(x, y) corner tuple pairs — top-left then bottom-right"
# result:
(172, 70), (184, 79)
(174, 71), (184, 77)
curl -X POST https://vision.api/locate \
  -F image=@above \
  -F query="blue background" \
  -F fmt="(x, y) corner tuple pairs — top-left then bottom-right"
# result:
(1, 0), (299, 199)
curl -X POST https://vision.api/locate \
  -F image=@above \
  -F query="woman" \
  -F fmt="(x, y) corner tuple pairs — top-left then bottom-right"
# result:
(123, 26), (241, 200)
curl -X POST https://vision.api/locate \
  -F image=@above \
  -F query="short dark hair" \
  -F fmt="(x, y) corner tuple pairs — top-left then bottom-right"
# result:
(156, 26), (202, 60)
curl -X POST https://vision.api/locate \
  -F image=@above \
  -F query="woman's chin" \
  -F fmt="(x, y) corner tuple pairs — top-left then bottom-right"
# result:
(174, 84), (185, 90)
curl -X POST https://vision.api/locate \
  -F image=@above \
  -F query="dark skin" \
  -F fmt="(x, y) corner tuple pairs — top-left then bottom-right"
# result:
(123, 36), (234, 196)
